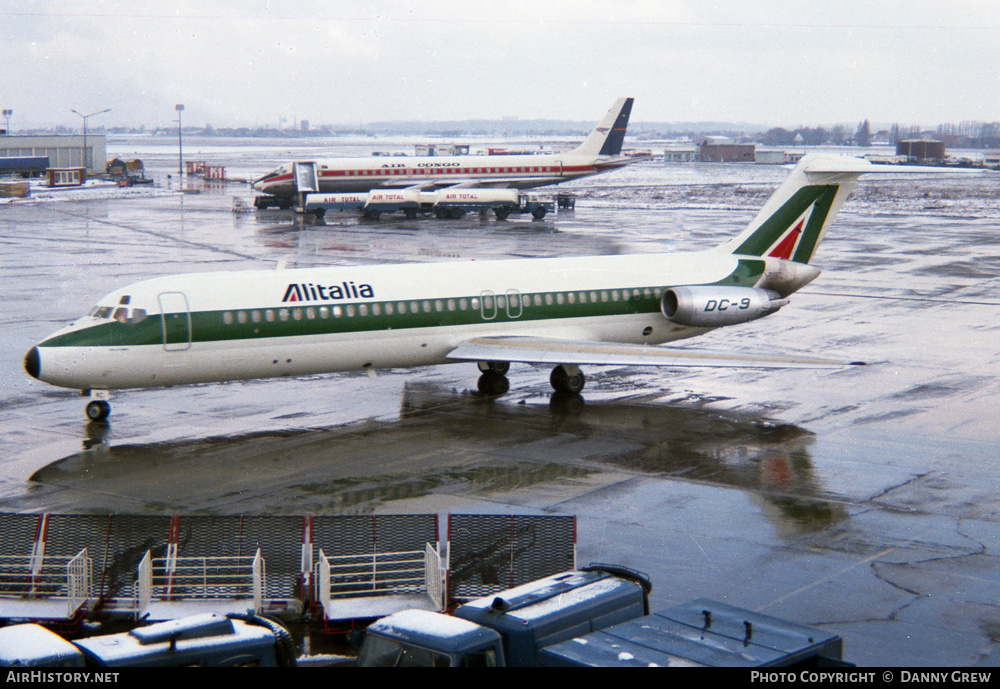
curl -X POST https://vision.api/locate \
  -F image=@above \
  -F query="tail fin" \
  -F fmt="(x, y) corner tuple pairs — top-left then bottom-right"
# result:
(718, 154), (873, 264)
(574, 97), (634, 156)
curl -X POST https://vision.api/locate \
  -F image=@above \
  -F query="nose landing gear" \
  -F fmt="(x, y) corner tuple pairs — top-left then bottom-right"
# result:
(84, 390), (112, 422)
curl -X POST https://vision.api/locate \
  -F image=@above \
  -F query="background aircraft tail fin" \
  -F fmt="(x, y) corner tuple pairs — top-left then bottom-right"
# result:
(574, 97), (634, 156)
(717, 154), (872, 264)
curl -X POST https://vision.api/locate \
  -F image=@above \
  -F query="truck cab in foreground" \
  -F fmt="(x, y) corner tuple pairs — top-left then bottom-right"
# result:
(357, 567), (850, 668)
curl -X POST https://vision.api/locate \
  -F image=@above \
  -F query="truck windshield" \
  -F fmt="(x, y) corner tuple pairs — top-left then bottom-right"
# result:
(357, 636), (452, 667)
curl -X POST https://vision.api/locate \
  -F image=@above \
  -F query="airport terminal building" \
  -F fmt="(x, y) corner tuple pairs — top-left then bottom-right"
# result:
(0, 134), (107, 174)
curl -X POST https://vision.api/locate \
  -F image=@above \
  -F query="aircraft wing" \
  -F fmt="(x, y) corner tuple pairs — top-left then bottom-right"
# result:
(446, 336), (860, 369)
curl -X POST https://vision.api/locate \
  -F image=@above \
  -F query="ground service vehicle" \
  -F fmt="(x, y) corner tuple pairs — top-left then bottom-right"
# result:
(0, 612), (297, 668)
(301, 188), (549, 220)
(356, 567), (850, 667)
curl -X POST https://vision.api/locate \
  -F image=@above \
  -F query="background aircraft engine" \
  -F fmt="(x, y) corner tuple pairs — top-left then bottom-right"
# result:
(661, 286), (789, 327)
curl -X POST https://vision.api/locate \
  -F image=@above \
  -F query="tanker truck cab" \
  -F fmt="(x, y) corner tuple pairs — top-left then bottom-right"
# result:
(357, 610), (505, 667)
(357, 568), (649, 667)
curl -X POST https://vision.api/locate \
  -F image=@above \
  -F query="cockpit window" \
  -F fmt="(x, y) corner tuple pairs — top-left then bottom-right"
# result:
(90, 303), (146, 323)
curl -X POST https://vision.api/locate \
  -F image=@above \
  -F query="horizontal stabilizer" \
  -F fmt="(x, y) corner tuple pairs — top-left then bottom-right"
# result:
(795, 156), (992, 176)
(447, 336), (858, 369)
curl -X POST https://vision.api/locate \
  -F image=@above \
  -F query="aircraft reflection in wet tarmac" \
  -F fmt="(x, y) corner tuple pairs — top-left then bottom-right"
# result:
(30, 382), (845, 535)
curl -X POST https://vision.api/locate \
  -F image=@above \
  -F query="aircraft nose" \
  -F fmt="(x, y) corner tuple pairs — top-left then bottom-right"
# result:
(24, 346), (40, 380)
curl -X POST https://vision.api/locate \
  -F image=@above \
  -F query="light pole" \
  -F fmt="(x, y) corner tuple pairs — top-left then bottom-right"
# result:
(71, 108), (110, 172)
(1, 109), (11, 135)
(175, 104), (185, 175)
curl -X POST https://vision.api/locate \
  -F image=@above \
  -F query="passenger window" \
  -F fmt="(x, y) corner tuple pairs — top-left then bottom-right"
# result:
(359, 304), (369, 316)
(223, 312), (235, 325)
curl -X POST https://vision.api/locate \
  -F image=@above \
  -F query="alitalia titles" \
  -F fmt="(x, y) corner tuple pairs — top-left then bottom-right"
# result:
(282, 282), (375, 303)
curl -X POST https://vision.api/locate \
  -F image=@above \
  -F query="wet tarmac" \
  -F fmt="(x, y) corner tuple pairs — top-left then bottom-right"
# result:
(1, 144), (999, 666)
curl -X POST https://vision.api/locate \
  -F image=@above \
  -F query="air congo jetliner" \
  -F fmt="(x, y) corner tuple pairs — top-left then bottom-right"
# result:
(251, 98), (636, 202)
(27, 154), (877, 422)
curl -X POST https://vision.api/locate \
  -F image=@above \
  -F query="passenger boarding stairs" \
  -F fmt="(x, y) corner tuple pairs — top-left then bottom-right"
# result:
(137, 547), (265, 621)
(315, 543), (443, 624)
(0, 514), (94, 623)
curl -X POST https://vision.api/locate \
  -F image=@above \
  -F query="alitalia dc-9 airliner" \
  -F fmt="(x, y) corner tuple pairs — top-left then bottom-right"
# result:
(27, 154), (884, 422)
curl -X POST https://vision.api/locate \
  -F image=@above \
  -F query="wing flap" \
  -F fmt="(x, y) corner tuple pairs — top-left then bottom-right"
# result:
(447, 336), (857, 369)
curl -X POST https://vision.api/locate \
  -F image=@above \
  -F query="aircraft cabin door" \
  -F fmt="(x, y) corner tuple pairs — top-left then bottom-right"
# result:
(158, 292), (192, 351)
(505, 289), (522, 319)
(555, 160), (563, 178)
(480, 290), (497, 320)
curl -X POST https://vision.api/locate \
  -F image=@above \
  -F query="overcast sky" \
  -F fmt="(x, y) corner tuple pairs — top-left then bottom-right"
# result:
(3, 0), (999, 130)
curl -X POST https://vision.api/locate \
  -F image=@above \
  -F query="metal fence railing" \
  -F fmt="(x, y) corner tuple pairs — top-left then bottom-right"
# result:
(317, 543), (441, 607)
(0, 549), (92, 619)
(137, 549), (263, 614)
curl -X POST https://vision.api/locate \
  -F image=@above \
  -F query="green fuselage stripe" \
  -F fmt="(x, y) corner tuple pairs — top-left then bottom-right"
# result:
(42, 261), (766, 348)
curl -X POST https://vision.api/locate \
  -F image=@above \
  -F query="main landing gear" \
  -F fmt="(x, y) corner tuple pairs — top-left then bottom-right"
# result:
(475, 362), (586, 395)
(550, 364), (585, 394)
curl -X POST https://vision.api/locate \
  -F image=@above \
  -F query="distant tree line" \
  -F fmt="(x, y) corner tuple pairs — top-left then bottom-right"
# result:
(763, 120), (873, 147)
